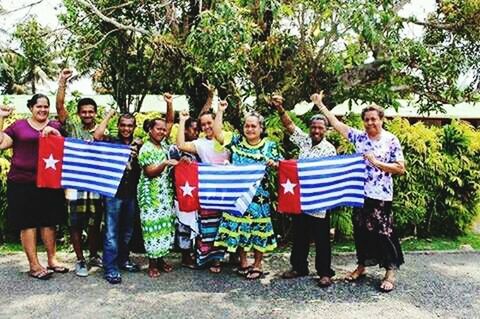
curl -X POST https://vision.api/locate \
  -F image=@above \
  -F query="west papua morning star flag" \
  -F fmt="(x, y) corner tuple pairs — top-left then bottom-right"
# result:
(174, 161), (266, 215)
(278, 154), (366, 214)
(37, 136), (131, 197)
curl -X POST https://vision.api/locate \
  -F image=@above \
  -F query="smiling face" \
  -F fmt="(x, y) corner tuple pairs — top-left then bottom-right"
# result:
(30, 97), (50, 122)
(118, 117), (136, 139)
(78, 104), (97, 127)
(243, 115), (262, 144)
(309, 119), (327, 144)
(185, 121), (198, 142)
(199, 113), (214, 139)
(149, 119), (167, 144)
(362, 110), (383, 137)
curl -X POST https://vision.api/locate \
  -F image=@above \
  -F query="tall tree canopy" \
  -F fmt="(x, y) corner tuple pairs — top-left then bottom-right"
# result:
(55, 0), (480, 114)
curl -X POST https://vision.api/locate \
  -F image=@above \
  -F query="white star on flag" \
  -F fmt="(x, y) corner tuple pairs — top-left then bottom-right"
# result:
(43, 154), (59, 170)
(281, 179), (296, 194)
(181, 181), (196, 197)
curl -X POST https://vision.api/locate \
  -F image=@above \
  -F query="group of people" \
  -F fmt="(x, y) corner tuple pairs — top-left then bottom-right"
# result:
(0, 69), (405, 292)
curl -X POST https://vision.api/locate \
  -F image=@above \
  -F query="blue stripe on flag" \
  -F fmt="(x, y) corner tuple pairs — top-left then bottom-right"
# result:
(198, 163), (265, 216)
(61, 138), (130, 197)
(297, 154), (366, 211)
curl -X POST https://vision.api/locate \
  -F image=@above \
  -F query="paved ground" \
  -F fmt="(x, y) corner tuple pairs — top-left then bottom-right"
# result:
(0, 251), (479, 319)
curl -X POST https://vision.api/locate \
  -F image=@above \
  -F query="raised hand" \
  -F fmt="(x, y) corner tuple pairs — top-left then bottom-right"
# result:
(218, 100), (228, 112)
(179, 110), (190, 122)
(269, 95), (284, 109)
(310, 91), (325, 106)
(164, 93), (173, 104)
(106, 109), (117, 119)
(0, 105), (13, 118)
(202, 81), (215, 98)
(59, 68), (73, 83)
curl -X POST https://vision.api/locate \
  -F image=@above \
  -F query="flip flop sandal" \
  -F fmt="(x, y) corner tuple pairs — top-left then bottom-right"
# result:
(47, 266), (69, 273)
(157, 260), (173, 273)
(345, 270), (366, 282)
(235, 266), (252, 277)
(29, 270), (53, 280)
(182, 263), (197, 270)
(379, 278), (395, 293)
(209, 265), (222, 274)
(147, 267), (161, 278)
(246, 268), (265, 280)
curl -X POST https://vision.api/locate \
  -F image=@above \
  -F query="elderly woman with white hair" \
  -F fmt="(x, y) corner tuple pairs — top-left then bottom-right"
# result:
(212, 102), (280, 280)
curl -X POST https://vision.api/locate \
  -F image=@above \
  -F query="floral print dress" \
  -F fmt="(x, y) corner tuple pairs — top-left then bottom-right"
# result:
(137, 140), (175, 258)
(214, 135), (280, 253)
(348, 128), (405, 269)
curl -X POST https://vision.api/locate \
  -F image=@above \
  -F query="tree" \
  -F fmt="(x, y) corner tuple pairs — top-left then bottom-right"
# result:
(59, 0), (479, 116)
(60, 0), (188, 113)
(12, 18), (57, 94)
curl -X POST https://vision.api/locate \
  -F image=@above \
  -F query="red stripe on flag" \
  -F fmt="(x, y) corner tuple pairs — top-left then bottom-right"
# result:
(37, 136), (64, 188)
(175, 161), (199, 212)
(278, 160), (301, 214)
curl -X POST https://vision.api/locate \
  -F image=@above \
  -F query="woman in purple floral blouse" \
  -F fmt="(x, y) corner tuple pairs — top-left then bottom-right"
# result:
(312, 92), (406, 293)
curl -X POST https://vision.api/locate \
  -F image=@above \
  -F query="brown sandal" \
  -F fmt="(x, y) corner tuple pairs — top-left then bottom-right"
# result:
(147, 267), (161, 278)
(345, 268), (366, 282)
(157, 259), (173, 273)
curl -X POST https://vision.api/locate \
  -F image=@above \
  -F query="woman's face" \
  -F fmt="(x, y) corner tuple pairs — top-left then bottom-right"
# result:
(363, 110), (383, 136)
(30, 97), (50, 122)
(243, 115), (262, 143)
(149, 120), (167, 143)
(199, 114), (214, 138)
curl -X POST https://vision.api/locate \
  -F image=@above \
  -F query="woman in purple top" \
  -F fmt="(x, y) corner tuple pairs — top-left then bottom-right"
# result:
(0, 94), (68, 280)
(312, 92), (406, 293)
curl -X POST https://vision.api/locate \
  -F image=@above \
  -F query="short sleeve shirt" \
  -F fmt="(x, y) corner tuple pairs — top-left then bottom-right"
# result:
(192, 137), (230, 164)
(289, 126), (336, 217)
(3, 119), (62, 183)
(348, 128), (404, 201)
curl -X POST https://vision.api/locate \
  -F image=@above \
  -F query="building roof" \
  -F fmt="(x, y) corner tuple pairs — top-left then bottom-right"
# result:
(1, 94), (193, 114)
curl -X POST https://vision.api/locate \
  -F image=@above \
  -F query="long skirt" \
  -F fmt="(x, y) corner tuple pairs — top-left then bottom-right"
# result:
(352, 197), (404, 269)
(214, 188), (277, 253)
(196, 209), (225, 267)
(140, 205), (175, 259)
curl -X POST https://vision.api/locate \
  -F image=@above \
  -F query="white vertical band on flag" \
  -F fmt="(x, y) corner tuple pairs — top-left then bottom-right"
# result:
(61, 138), (131, 197)
(297, 154), (366, 213)
(198, 163), (266, 215)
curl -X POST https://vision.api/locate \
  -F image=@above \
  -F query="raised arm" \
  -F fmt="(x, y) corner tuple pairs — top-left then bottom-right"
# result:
(176, 111), (197, 154)
(56, 69), (73, 124)
(164, 93), (175, 136)
(198, 82), (215, 116)
(93, 109), (116, 141)
(311, 92), (350, 139)
(0, 106), (13, 150)
(213, 100), (227, 145)
(270, 95), (295, 134)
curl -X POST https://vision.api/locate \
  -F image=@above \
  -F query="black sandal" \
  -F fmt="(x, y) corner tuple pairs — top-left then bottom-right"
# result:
(29, 269), (53, 280)
(47, 266), (69, 273)
(246, 268), (265, 280)
(235, 266), (252, 277)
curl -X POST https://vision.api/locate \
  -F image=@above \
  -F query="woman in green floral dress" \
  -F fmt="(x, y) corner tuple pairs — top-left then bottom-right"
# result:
(137, 94), (177, 278)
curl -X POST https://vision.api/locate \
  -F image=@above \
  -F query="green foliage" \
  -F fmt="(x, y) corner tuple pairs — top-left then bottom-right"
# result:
(1, 18), (57, 94)
(388, 118), (480, 237)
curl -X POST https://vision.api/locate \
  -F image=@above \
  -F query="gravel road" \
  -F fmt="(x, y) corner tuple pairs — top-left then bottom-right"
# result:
(0, 251), (478, 319)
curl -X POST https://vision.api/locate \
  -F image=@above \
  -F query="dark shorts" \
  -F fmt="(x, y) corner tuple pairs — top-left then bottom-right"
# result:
(7, 181), (67, 231)
(68, 198), (103, 229)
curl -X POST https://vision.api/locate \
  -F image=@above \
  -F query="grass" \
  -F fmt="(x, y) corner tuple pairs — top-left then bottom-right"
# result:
(333, 232), (480, 253)
(1, 233), (479, 255)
